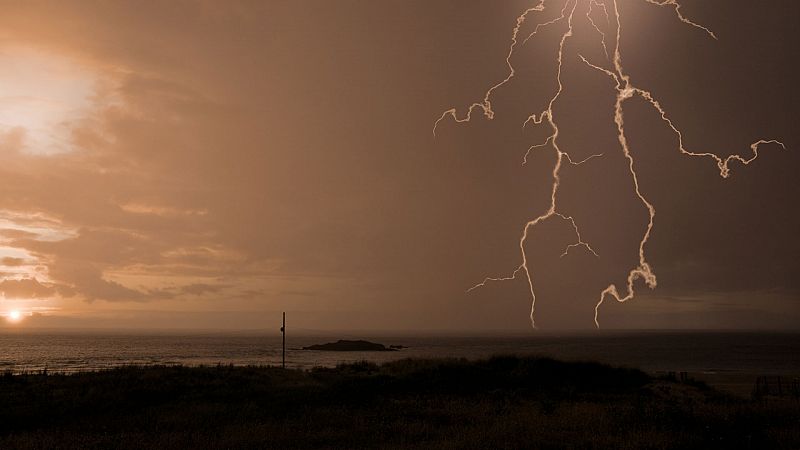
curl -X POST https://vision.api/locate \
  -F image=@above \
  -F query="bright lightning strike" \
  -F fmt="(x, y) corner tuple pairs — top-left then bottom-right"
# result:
(434, 0), (786, 328)
(643, 0), (717, 40)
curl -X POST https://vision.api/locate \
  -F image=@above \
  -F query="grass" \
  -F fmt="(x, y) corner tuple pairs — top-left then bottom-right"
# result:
(0, 356), (798, 449)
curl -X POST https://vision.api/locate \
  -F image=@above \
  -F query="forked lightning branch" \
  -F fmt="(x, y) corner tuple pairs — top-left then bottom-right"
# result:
(433, 0), (786, 328)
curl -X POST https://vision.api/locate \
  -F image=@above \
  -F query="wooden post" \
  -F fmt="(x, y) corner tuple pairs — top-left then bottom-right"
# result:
(281, 312), (286, 369)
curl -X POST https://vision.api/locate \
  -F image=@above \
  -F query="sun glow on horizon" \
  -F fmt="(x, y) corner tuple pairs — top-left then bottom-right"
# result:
(6, 310), (23, 323)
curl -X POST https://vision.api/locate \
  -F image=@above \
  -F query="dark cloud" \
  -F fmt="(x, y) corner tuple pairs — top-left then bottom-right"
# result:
(48, 262), (146, 302)
(0, 278), (56, 299)
(179, 283), (230, 296)
(0, 229), (40, 240)
(1, 257), (26, 267)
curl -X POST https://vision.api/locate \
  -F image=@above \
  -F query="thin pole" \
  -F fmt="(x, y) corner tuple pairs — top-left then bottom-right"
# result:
(281, 312), (286, 369)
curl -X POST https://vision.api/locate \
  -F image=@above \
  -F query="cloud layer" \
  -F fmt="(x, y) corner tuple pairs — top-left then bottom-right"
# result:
(0, 1), (797, 330)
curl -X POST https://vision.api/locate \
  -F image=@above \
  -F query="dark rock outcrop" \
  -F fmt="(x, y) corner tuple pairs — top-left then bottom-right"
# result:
(302, 340), (398, 351)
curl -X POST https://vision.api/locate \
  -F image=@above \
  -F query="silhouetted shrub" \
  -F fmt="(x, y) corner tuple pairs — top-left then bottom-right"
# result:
(0, 356), (796, 449)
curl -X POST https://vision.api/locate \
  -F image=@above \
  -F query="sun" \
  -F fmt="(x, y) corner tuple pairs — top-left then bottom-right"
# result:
(7, 310), (23, 323)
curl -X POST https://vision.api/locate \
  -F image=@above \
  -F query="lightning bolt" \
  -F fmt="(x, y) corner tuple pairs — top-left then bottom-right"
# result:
(586, 0), (610, 60)
(433, 1), (546, 132)
(643, 0), (717, 40)
(434, 0), (786, 329)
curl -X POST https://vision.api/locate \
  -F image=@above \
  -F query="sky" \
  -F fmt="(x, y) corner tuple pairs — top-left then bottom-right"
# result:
(0, 0), (797, 331)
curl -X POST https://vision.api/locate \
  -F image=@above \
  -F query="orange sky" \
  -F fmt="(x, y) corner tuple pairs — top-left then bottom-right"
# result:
(0, 1), (798, 331)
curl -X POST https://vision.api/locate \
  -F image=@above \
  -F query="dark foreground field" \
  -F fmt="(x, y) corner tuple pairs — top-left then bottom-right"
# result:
(1, 357), (798, 449)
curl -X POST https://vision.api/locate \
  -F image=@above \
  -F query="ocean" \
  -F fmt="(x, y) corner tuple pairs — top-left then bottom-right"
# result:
(2, 331), (799, 378)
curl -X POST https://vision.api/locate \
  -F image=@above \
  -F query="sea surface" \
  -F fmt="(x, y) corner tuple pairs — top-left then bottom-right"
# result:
(2, 331), (799, 379)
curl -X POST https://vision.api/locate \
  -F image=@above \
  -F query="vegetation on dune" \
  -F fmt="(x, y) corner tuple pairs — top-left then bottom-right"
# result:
(0, 356), (798, 449)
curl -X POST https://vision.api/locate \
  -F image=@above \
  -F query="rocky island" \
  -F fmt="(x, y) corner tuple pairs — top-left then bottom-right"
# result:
(302, 339), (398, 351)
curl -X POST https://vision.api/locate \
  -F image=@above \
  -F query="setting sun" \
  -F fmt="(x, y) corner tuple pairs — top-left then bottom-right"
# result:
(7, 310), (23, 323)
